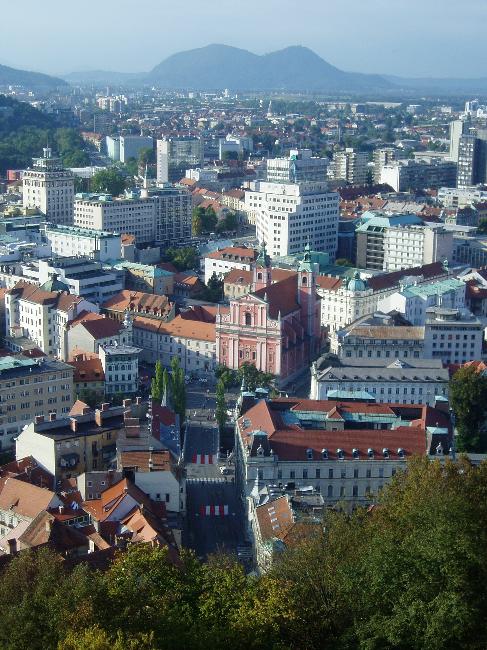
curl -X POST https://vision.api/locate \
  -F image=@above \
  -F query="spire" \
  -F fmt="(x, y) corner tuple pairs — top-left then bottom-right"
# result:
(256, 241), (270, 268)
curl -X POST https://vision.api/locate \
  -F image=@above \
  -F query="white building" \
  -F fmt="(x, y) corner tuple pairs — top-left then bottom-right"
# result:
(99, 342), (141, 396)
(204, 246), (257, 284)
(310, 358), (449, 406)
(43, 224), (122, 262)
(235, 396), (450, 508)
(424, 307), (483, 364)
(5, 280), (99, 360)
(377, 277), (466, 325)
(133, 313), (216, 374)
(330, 148), (368, 185)
(156, 138), (204, 184)
(219, 135), (253, 159)
(266, 149), (328, 183)
(106, 136), (153, 163)
(248, 180), (339, 258)
(74, 192), (155, 245)
(22, 148), (75, 226)
(380, 158), (457, 192)
(316, 261), (448, 333)
(438, 186), (487, 209)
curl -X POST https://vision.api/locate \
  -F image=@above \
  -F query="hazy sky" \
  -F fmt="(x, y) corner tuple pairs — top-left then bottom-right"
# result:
(1, 0), (485, 78)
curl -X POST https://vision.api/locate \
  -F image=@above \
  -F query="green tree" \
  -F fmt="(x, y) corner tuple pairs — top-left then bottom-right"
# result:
(170, 357), (186, 423)
(215, 379), (228, 432)
(91, 168), (126, 196)
(450, 365), (487, 451)
(151, 360), (163, 401)
(164, 247), (198, 271)
(124, 157), (138, 178)
(478, 218), (487, 234)
(237, 362), (274, 391)
(192, 209), (203, 236)
(192, 206), (218, 235)
(334, 258), (353, 266)
(200, 272), (223, 303)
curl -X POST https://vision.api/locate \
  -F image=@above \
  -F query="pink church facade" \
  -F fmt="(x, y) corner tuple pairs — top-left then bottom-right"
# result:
(216, 251), (321, 386)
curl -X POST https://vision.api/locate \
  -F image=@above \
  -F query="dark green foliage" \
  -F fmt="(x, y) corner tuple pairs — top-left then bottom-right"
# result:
(0, 97), (89, 173)
(450, 365), (487, 451)
(2, 458), (487, 648)
(237, 362), (274, 391)
(192, 206), (218, 235)
(91, 168), (126, 196)
(164, 246), (198, 271)
(216, 211), (238, 233)
(199, 272), (223, 303)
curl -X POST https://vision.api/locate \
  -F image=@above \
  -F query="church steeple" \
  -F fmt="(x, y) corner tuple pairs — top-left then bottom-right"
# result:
(252, 241), (272, 292)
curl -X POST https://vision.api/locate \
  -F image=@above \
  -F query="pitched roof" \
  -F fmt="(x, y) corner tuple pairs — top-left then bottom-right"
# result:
(252, 274), (300, 318)
(120, 450), (173, 473)
(224, 268), (252, 285)
(316, 275), (342, 291)
(68, 356), (105, 382)
(82, 478), (151, 523)
(102, 290), (173, 318)
(367, 262), (446, 291)
(134, 313), (216, 342)
(255, 496), (294, 541)
(75, 315), (123, 340)
(0, 478), (57, 519)
(206, 246), (257, 262)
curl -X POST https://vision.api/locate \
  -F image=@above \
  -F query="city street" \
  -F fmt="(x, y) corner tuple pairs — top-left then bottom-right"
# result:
(183, 380), (245, 558)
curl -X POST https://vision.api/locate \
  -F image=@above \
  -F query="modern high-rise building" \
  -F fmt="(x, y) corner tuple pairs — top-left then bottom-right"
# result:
(106, 135), (153, 163)
(373, 147), (396, 183)
(380, 158), (457, 192)
(266, 149), (328, 183)
(456, 131), (487, 188)
(249, 180), (339, 258)
(156, 137), (204, 184)
(22, 148), (75, 226)
(449, 119), (466, 162)
(330, 148), (368, 185)
(148, 186), (192, 245)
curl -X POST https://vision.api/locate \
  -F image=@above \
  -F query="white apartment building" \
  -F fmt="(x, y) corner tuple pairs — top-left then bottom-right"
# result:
(380, 158), (457, 192)
(377, 277), (466, 325)
(248, 180), (339, 258)
(22, 148), (75, 226)
(43, 224), (122, 262)
(330, 148), (368, 185)
(356, 213), (453, 272)
(438, 186), (487, 209)
(74, 192), (155, 245)
(266, 149), (328, 183)
(156, 138), (204, 184)
(106, 135), (153, 163)
(316, 262), (448, 333)
(5, 281), (99, 360)
(424, 307), (483, 365)
(204, 246), (257, 284)
(99, 343), (141, 396)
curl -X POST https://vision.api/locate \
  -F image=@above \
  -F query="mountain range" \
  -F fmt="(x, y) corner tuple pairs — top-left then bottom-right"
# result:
(0, 63), (67, 89)
(5, 45), (487, 94)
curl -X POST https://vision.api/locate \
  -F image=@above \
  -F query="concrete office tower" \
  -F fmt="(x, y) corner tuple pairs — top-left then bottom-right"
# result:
(106, 135), (153, 163)
(457, 130), (487, 188)
(373, 147), (396, 183)
(449, 120), (466, 162)
(22, 147), (75, 226)
(156, 137), (204, 184)
(330, 148), (368, 185)
(266, 149), (328, 183)
(250, 180), (339, 258)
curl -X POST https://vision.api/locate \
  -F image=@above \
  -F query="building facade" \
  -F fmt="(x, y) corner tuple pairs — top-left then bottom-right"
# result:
(22, 148), (75, 226)
(248, 180), (339, 258)
(156, 138), (204, 184)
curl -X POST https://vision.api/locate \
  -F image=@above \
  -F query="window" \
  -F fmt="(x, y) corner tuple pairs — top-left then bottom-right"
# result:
(165, 493), (170, 502)
(353, 468), (359, 479)
(328, 468), (333, 479)
(302, 469), (308, 479)
(327, 485), (333, 498)
(315, 468), (320, 479)
(290, 470), (295, 479)
(352, 485), (358, 497)
(245, 312), (252, 326)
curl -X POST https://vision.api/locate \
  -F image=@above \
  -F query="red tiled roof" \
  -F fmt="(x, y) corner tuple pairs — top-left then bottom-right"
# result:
(255, 496), (294, 541)
(76, 315), (123, 340)
(367, 262), (445, 291)
(224, 268), (252, 285)
(206, 246), (257, 262)
(252, 274), (300, 318)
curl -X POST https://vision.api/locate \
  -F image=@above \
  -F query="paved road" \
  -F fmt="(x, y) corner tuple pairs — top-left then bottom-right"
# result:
(184, 421), (220, 465)
(185, 477), (245, 559)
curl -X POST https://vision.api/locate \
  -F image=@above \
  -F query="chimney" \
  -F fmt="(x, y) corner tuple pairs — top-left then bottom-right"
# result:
(34, 415), (45, 425)
(107, 469), (114, 484)
(45, 519), (52, 532)
(135, 396), (142, 405)
(123, 398), (132, 409)
(7, 539), (17, 555)
(49, 412), (56, 422)
(95, 409), (103, 427)
(101, 402), (110, 412)
(70, 418), (78, 432)
(82, 406), (91, 415)
(58, 505), (64, 514)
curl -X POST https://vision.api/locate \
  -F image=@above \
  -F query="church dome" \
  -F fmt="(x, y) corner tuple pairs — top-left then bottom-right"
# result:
(40, 272), (70, 294)
(347, 271), (366, 292)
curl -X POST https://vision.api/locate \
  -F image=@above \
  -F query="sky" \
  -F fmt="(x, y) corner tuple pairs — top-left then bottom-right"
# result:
(1, 0), (486, 78)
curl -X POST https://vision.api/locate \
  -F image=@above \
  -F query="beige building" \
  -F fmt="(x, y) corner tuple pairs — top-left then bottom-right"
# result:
(0, 355), (74, 451)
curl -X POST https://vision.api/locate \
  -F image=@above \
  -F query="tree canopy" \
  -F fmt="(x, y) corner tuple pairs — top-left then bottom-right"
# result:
(450, 364), (487, 451)
(91, 168), (126, 196)
(192, 206), (218, 236)
(1, 458), (487, 649)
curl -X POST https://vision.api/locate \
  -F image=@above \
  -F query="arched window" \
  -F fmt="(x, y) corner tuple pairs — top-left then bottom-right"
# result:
(257, 272), (262, 280)
(302, 276), (307, 285)
(245, 312), (252, 326)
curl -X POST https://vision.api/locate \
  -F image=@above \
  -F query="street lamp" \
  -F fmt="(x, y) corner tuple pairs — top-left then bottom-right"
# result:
(449, 407), (457, 462)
